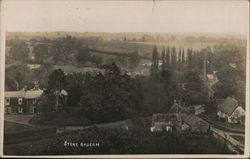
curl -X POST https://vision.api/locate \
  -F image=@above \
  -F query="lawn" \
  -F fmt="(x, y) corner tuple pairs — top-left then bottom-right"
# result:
(4, 121), (38, 134)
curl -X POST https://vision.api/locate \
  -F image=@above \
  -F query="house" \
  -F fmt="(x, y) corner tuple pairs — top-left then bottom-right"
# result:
(189, 105), (206, 115)
(150, 101), (189, 132)
(183, 114), (210, 134)
(4, 89), (43, 114)
(150, 113), (174, 132)
(217, 97), (245, 124)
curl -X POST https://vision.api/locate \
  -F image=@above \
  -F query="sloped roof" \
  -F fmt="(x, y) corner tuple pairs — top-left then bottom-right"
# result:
(184, 114), (208, 131)
(5, 90), (43, 99)
(218, 97), (238, 116)
(5, 91), (24, 98)
(168, 102), (184, 113)
(24, 90), (43, 99)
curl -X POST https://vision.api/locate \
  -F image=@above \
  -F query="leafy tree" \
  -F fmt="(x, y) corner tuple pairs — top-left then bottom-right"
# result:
(128, 51), (140, 69)
(75, 47), (90, 64)
(65, 72), (86, 107)
(211, 44), (245, 104)
(47, 69), (66, 93)
(183, 70), (202, 91)
(78, 63), (142, 122)
(9, 40), (29, 61)
(5, 64), (35, 90)
(33, 43), (49, 63)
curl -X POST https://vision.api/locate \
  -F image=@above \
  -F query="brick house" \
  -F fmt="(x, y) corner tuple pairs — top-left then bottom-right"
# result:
(4, 90), (43, 114)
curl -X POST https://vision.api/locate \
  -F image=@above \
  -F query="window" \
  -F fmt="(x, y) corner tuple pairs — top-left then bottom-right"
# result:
(18, 98), (23, 105)
(18, 107), (23, 113)
(32, 99), (36, 104)
(5, 98), (10, 105)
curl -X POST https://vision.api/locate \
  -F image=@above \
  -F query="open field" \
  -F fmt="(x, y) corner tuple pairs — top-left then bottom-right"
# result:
(4, 121), (38, 134)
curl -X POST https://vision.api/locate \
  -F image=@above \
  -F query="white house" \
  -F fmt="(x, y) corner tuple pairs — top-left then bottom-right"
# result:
(217, 97), (245, 124)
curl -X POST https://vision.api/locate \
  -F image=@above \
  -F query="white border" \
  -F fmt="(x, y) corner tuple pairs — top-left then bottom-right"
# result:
(0, 0), (249, 158)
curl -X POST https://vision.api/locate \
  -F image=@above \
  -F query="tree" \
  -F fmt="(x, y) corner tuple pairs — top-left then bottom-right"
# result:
(65, 72), (86, 107)
(187, 48), (193, 68)
(166, 47), (170, 69)
(78, 63), (142, 122)
(128, 51), (140, 69)
(171, 46), (177, 70)
(181, 48), (185, 66)
(47, 69), (66, 93)
(161, 47), (167, 71)
(150, 46), (159, 77)
(5, 64), (35, 91)
(183, 70), (202, 91)
(75, 47), (90, 65)
(33, 43), (49, 63)
(9, 40), (29, 61)
(177, 48), (182, 71)
(211, 44), (245, 103)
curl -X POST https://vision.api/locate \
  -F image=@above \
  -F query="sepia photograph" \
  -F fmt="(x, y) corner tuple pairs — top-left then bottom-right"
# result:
(0, 0), (249, 158)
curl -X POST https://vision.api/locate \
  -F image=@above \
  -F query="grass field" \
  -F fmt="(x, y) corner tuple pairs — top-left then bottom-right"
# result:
(4, 121), (38, 134)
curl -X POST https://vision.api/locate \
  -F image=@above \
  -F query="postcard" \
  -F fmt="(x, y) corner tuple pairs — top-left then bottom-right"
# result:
(0, 0), (249, 158)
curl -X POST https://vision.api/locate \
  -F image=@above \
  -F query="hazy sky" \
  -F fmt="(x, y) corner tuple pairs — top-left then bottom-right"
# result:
(3, 0), (249, 35)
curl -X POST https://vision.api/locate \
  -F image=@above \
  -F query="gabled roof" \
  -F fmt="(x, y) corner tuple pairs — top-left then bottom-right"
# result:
(5, 90), (43, 99)
(5, 91), (24, 98)
(24, 90), (43, 99)
(184, 114), (208, 131)
(218, 97), (238, 116)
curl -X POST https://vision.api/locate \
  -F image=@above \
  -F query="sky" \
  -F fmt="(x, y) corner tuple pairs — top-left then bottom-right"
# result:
(3, 0), (249, 35)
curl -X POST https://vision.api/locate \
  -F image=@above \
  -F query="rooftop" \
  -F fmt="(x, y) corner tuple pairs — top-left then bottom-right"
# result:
(5, 90), (43, 99)
(218, 97), (238, 116)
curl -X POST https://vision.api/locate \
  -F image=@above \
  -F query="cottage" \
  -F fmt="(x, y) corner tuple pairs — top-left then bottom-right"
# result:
(150, 113), (173, 132)
(183, 114), (210, 134)
(217, 97), (245, 124)
(4, 90), (43, 114)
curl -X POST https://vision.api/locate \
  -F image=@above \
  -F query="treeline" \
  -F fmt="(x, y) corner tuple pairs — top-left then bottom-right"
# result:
(6, 36), (141, 69)
(7, 36), (102, 66)
(36, 61), (207, 125)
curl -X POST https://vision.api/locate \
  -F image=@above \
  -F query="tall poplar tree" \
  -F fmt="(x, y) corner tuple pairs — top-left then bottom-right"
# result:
(150, 46), (159, 76)
(161, 47), (167, 70)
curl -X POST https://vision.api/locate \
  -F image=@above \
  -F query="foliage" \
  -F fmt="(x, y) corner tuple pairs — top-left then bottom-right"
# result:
(33, 44), (49, 63)
(78, 63), (143, 122)
(150, 46), (159, 77)
(210, 44), (245, 104)
(47, 69), (66, 93)
(9, 40), (29, 61)
(5, 64), (35, 90)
